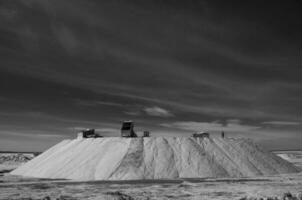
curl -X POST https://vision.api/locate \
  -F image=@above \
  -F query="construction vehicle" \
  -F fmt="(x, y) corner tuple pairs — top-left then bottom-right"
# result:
(192, 132), (210, 138)
(77, 129), (103, 139)
(143, 131), (150, 137)
(121, 121), (137, 137)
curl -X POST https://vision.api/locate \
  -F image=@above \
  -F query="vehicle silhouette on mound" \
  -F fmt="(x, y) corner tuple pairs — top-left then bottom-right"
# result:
(192, 132), (210, 138)
(77, 129), (103, 139)
(76, 121), (149, 138)
(121, 121), (137, 137)
(143, 131), (150, 137)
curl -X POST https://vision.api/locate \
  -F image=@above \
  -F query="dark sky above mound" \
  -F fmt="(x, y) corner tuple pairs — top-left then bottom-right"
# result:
(1, 0), (302, 151)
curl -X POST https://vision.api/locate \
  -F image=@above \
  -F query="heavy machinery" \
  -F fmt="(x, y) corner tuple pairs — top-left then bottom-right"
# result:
(77, 129), (103, 139)
(143, 131), (150, 137)
(121, 121), (137, 137)
(192, 132), (210, 138)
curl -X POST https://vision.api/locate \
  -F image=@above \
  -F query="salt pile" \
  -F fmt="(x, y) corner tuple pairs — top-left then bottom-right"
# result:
(0, 153), (34, 172)
(11, 137), (299, 180)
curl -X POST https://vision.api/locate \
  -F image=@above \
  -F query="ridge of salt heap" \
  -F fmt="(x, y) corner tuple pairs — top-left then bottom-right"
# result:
(11, 137), (300, 180)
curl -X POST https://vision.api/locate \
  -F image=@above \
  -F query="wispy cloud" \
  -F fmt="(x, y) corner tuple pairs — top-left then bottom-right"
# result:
(0, 111), (115, 127)
(144, 106), (173, 117)
(161, 119), (260, 133)
(74, 99), (124, 107)
(125, 111), (141, 116)
(0, 130), (65, 139)
(262, 121), (301, 126)
(53, 25), (80, 55)
(1, 1), (302, 151)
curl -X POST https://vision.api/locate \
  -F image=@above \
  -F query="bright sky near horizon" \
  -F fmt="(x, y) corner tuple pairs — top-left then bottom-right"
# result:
(1, 0), (302, 151)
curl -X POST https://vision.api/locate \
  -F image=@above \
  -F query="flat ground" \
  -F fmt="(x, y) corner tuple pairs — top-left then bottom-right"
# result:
(0, 151), (301, 200)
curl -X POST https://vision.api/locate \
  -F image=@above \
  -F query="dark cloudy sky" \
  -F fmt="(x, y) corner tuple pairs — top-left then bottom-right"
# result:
(1, 0), (302, 151)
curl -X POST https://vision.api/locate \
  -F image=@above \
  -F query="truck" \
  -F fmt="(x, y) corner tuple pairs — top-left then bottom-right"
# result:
(77, 129), (103, 139)
(121, 121), (137, 137)
(192, 132), (210, 138)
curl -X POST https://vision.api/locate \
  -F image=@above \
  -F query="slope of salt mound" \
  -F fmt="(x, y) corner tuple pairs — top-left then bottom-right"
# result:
(275, 151), (302, 169)
(10, 137), (300, 180)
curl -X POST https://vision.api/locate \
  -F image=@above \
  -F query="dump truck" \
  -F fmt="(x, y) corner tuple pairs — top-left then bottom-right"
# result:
(121, 121), (137, 137)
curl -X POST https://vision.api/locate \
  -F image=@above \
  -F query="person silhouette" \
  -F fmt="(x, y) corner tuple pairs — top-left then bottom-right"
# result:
(221, 131), (225, 138)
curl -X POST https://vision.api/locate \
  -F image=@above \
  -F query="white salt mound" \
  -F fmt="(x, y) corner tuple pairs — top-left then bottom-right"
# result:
(10, 137), (299, 180)
(0, 153), (34, 172)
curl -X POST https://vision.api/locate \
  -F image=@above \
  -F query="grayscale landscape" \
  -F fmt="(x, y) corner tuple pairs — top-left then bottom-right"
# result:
(0, 138), (302, 200)
(1, 0), (302, 199)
